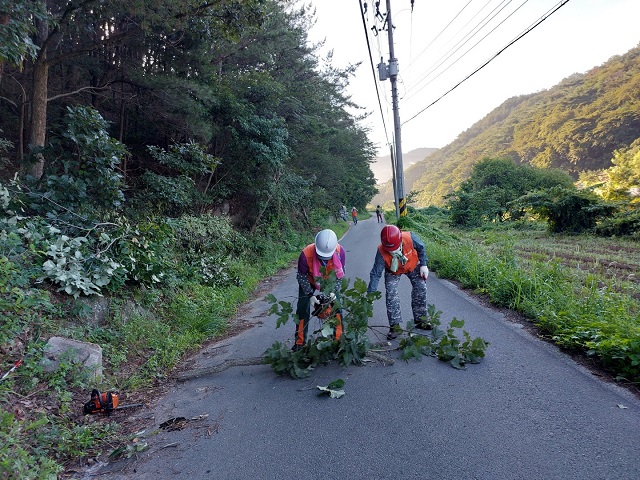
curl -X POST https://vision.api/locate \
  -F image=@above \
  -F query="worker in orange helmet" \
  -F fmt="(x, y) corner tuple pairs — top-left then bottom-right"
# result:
(366, 225), (430, 340)
(293, 229), (346, 351)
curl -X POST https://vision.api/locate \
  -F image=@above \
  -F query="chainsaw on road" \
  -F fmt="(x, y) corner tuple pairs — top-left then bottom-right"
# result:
(83, 389), (143, 416)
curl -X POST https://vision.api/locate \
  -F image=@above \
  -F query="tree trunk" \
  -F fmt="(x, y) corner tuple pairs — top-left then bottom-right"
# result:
(26, 18), (49, 180)
(0, 15), (8, 83)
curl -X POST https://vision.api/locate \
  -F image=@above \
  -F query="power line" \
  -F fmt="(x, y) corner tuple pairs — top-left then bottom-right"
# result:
(403, 0), (529, 103)
(404, 0), (516, 98)
(359, 0), (390, 147)
(408, 0), (474, 68)
(402, 0), (572, 127)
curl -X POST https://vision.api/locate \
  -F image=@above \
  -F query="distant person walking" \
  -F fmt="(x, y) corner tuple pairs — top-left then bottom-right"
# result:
(376, 205), (383, 223)
(351, 206), (359, 225)
(339, 205), (347, 221)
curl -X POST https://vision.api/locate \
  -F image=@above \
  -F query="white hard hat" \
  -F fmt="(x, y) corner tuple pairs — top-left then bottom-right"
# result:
(314, 229), (338, 260)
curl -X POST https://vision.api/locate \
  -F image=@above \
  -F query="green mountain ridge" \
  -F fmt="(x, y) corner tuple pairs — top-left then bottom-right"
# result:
(372, 42), (640, 208)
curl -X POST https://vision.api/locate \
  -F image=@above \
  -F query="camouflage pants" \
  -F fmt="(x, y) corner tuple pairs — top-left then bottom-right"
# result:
(384, 265), (427, 327)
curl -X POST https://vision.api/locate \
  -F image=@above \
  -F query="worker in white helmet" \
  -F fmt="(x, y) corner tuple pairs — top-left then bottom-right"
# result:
(292, 229), (346, 351)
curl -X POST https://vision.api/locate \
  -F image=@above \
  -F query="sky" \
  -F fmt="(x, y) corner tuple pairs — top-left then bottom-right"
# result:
(305, 0), (640, 157)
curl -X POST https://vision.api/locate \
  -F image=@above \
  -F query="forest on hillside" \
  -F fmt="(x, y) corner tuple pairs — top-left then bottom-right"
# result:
(372, 43), (640, 208)
(0, 0), (377, 230)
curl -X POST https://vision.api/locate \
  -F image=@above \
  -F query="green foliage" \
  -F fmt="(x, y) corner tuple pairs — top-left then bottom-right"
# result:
(41, 234), (123, 297)
(399, 306), (489, 369)
(445, 158), (575, 227)
(317, 379), (346, 398)
(110, 220), (175, 287)
(167, 213), (248, 287)
(412, 207), (640, 382)
(132, 143), (219, 216)
(595, 209), (640, 237)
(0, 410), (63, 479)
(0, 255), (55, 347)
(512, 186), (617, 233)
(264, 275), (377, 379)
(0, 0), (46, 68)
(29, 106), (127, 217)
(264, 274), (488, 377)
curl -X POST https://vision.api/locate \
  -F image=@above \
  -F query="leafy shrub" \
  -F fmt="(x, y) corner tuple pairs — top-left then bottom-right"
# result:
(110, 220), (176, 287)
(41, 234), (123, 297)
(27, 106), (126, 217)
(131, 142), (219, 216)
(595, 208), (640, 237)
(511, 186), (617, 233)
(169, 213), (247, 257)
(0, 410), (63, 479)
(445, 158), (575, 226)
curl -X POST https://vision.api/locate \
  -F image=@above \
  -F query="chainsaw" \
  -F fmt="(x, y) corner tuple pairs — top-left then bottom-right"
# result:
(83, 389), (143, 416)
(312, 293), (336, 320)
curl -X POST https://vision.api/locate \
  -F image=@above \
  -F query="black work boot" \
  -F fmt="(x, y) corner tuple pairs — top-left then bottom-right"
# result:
(387, 325), (400, 340)
(414, 321), (433, 330)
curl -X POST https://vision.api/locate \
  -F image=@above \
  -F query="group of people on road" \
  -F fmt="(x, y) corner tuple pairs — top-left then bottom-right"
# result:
(292, 219), (430, 350)
(343, 205), (383, 225)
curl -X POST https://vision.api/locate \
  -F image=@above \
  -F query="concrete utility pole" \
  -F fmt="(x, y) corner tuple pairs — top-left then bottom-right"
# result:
(390, 144), (399, 219)
(384, 0), (406, 217)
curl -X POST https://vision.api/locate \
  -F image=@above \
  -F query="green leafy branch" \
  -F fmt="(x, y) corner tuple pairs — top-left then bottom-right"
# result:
(264, 272), (378, 379)
(264, 274), (489, 377)
(399, 304), (489, 369)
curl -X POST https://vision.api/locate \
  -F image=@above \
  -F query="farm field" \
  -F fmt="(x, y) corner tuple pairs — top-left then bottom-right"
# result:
(464, 225), (640, 304)
(408, 212), (640, 396)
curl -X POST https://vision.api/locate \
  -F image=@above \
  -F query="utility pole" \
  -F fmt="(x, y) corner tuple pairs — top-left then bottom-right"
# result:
(377, 0), (407, 217)
(390, 144), (399, 219)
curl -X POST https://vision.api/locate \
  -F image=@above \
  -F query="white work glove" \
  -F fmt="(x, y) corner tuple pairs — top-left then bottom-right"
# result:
(310, 295), (320, 308)
(420, 266), (429, 280)
(328, 292), (336, 302)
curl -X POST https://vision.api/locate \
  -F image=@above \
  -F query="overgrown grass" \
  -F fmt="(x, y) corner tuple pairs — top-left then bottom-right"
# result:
(404, 208), (640, 384)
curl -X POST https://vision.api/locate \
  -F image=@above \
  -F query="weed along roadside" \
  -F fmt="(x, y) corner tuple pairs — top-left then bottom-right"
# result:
(0, 213), (320, 477)
(405, 209), (640, 396)
(0, 205), (356, 477)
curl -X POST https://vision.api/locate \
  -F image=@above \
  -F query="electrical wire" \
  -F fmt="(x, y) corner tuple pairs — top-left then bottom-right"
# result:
(409, 0), (474, 67)
(404, 0), (516, 98)
(404, 0), (529, 103)
(403, 0), (496, 93)
(359, 0), (391, 148)
(402, 0), (572, 127)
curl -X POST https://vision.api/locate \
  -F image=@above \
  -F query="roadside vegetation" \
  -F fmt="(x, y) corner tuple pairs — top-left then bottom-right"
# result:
(0, 173), (350, 478)
(411, 211), (640, 385)
(393, 155), (639, 391)
(0, 90), (359, 480)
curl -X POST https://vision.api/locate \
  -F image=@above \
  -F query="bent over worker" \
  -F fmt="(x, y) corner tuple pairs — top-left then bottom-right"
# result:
(293, 229), (346, 351)
(366, 225), (430, 340)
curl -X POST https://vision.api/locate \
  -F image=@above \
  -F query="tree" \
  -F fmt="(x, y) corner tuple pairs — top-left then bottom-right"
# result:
(445, 158), (574, 226)
(601, 139), (640, 203)
(3, 0), (267, 179)
(511, 186), (617, 233)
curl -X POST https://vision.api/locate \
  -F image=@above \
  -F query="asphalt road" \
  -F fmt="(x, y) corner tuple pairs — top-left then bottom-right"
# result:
(95, 216), (640, 480)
